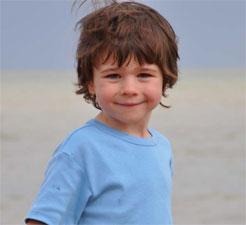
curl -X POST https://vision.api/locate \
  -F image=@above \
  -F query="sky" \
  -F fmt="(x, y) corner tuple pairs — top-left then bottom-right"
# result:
(1, 0), (245, 70)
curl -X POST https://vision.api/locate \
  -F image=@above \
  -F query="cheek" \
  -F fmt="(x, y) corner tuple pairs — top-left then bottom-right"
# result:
(145, 82), (163, 103)
(94, 85), (113, 106)
(151, 91), (162, 105)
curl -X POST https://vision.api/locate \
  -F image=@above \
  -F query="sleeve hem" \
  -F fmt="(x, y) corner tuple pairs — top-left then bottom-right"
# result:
(25, 210), (54, 225)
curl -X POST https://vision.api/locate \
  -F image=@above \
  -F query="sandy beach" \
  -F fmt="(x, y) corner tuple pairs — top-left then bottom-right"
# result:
(1, 69), (245, 224)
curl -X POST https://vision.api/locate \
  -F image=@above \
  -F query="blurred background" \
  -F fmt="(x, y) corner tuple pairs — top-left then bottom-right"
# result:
(1, 0), (245, 224)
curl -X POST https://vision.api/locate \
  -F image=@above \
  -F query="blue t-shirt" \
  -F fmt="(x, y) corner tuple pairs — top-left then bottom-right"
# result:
(26, 119), (173, 225)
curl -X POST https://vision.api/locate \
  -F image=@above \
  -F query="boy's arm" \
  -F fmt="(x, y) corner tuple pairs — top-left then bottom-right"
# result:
(26, 219), (47, 225)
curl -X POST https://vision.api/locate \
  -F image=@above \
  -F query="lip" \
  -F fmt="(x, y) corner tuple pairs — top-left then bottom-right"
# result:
(114, 102), (144, 107)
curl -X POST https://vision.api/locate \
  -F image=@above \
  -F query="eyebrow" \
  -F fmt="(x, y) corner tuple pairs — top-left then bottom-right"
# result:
(140, 67), (159, 73)
(100, 67), (119, 73)
(99, 66), (159, 74)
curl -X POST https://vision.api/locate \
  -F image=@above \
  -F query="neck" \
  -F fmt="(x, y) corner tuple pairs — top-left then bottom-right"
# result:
(95, 113), (151, 138)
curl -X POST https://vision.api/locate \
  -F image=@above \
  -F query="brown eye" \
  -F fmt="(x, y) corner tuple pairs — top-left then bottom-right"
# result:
(138, 73), (153, 78)
(105, 74), (121, 80)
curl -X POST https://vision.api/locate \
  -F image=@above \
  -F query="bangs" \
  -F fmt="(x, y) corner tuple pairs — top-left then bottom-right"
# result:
(93, 34), (161, 68)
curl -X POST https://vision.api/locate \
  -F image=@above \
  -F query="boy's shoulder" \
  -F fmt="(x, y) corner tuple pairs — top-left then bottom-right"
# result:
(64, 119), (96, 141)
(149, 127), (171, 146)
(52, 120), (99, 157)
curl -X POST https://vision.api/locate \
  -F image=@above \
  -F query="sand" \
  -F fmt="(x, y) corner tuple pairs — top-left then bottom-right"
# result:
(1, 69), (245, 224)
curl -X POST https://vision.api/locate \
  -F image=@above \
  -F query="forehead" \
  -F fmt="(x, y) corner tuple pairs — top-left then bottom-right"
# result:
(94, 54), (160, 73)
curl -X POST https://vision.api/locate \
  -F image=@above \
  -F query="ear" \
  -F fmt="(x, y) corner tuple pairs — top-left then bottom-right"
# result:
(88, 81), (95, 95)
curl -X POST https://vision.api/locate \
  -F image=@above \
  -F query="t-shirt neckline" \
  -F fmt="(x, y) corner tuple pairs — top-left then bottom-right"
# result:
(87, 119), (157, 146)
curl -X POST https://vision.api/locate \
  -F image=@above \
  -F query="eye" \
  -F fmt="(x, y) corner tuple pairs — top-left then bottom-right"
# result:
(104, 73), (121, 80)
(138, 73), (153, 79)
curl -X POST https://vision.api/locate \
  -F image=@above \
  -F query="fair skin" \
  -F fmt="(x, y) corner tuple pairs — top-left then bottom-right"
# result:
(90, 56), (163, 138)
(26, 220), (46, 225)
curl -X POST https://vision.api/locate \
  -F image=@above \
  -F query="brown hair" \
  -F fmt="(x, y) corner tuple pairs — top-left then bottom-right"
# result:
(75, 0), (179, 109)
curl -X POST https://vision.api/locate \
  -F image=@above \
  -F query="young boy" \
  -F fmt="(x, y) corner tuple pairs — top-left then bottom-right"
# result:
(25, 1), (179, 224)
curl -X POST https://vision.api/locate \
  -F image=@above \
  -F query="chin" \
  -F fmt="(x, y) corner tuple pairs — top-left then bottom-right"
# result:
(115, 115), (148, 125)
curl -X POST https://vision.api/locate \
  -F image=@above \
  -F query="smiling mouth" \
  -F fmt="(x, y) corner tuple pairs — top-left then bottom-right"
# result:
(115, 102), (144, 107)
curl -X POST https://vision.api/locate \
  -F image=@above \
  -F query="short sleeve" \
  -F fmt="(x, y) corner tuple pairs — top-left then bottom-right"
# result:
(25, 152), (91, 225)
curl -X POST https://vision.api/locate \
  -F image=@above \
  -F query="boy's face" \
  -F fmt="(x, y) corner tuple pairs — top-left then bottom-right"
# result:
(89, 56), (163, 136)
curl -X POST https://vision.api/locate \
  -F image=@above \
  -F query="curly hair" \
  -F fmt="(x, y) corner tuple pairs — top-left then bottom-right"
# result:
(75, 0), (179, 109)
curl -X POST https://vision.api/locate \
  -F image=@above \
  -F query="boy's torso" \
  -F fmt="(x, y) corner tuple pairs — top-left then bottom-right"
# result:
(26, 119), (173, 225)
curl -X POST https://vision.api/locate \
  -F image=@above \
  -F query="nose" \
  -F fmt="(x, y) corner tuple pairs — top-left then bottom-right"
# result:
(120, 77), (138, 96)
